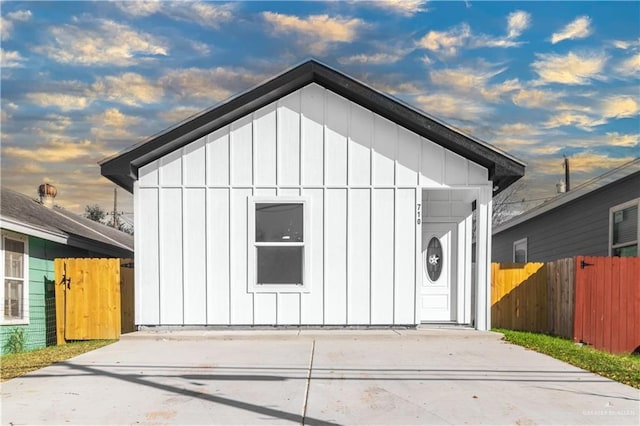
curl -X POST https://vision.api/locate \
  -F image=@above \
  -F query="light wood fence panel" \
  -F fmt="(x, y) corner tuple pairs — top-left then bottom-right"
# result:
(491, 262), (547, 332)
(54, 258), (121, 343)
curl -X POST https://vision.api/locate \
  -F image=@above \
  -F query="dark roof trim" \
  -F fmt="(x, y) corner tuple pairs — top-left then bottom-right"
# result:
(101, 59), (525, 194)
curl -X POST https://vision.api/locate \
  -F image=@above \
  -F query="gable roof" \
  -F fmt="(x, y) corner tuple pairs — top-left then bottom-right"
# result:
(100, 59), (525, 194)
(493, 157), (640, 234)
(1, 187), (134, 257)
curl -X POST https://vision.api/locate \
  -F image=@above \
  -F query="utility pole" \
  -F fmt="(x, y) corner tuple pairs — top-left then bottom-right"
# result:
(563, 156), (570, 192)
(112, 188), (118, 229)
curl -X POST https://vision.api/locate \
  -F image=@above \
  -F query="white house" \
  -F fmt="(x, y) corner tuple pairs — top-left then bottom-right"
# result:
(101, 60), (524, 330)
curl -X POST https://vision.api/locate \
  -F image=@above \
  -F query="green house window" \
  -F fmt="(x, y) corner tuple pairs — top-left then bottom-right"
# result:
(2, 234), (28, 322)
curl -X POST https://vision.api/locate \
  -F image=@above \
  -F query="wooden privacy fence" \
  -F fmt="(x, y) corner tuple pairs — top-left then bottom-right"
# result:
(54, 258), (134, 344)
(491, 258), (574, 338)
(120, 259), (135, 334)
(491, 262), (548, 333)
(546, 258), (575, 339)
(574, 256), (640, 354)
(492, 256), (639, 354)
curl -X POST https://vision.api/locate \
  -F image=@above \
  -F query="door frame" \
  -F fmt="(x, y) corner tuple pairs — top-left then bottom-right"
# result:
(417, 187), (477, 326)
(420, 221), (458, 322)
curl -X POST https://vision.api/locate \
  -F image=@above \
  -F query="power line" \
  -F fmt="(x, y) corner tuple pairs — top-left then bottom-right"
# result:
(498, 197), (552, 205)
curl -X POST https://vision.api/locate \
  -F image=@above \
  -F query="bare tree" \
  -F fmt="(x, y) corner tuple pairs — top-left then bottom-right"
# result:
(492, 182), (527, 227)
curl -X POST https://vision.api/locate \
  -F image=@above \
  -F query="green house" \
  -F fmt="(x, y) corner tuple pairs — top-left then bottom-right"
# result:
(0, 187), (133, 354)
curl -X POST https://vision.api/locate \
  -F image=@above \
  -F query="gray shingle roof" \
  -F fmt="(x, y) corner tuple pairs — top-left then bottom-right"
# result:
(493, 157), (640, 234)
(1, 187), (133, 257)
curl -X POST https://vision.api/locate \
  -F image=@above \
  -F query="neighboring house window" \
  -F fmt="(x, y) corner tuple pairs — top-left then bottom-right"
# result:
(1, 232), (29, 324)
(610, 198), (639, 257)
(249, 198), (309, 292)
(513, 238), (527, 263)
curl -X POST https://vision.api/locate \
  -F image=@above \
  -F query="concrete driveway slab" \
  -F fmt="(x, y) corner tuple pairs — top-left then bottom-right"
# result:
(1, 328), (638, 425)
(2, 337), (312, 425)
(305, 329), (639, 425)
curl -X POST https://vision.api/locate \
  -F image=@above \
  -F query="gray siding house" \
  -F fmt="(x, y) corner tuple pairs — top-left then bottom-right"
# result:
(492, 158), (640, 263)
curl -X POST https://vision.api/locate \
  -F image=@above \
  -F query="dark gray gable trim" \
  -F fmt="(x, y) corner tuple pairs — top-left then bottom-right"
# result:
(100, 59), (525, 193)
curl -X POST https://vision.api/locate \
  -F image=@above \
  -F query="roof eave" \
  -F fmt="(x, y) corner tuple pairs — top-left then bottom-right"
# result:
(101, 171), (135, 194)
(1, 215), (69, 244)
(65, 233), (134, 258)
(100, 59), (525, 195)
(1, 216), (133, 256)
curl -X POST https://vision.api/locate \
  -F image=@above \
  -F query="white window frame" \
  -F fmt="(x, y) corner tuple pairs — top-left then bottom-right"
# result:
(248, 197), (311, 293)
(513, 237), (528, 263)
(609, 197), (640, 256)
(1, 231), (29, 325)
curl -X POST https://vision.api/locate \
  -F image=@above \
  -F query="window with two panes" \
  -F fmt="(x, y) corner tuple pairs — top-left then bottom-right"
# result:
(3, 236), (25, 320)
(255, 203), (304, 285)
(611, 201), (638, 257)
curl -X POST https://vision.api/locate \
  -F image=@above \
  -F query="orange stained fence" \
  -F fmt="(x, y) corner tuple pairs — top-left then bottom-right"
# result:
(491, 262), (548, 333)
(574, 256), (640, 354)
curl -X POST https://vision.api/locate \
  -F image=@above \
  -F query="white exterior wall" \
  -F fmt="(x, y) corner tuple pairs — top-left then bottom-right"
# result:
(135, 83), (491, 326)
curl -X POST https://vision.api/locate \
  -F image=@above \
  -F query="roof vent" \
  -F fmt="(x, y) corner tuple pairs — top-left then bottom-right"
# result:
(38, 183), (57, 208)
(556, 180), (566, 194)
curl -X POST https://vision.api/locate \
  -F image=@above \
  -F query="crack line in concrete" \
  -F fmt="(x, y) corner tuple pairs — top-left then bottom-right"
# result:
(301, 339), (316, 425)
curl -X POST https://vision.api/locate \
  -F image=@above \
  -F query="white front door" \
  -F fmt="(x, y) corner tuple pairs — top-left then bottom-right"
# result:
(421, 222), (457, 322)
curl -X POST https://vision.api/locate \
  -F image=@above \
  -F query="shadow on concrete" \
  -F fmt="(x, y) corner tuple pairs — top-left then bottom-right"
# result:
(30, 363), (618, 375)
(533, 385), (640, 402)
(51, 362), (338, 426)
(24, 363), (614, 384)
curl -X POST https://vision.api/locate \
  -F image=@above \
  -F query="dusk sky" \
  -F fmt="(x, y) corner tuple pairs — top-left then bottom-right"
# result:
(1, 1), (639, 225)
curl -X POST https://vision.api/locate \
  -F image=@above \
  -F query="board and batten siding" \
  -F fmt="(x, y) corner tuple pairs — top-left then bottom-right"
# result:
(135, 83), (490, 326)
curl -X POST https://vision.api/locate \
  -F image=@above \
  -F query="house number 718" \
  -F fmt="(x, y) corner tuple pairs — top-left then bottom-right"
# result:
(416, 203), (421, 225)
